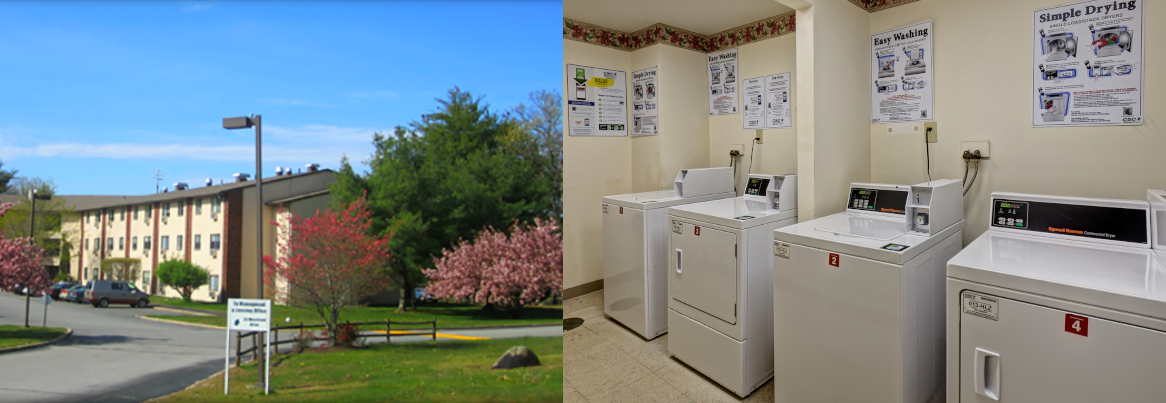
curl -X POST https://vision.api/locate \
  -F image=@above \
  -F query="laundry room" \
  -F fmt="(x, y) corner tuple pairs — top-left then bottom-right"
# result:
(563, 0), (1166, 402)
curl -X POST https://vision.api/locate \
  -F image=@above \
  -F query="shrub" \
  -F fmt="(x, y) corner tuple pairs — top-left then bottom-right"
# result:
(155, 259), (210, 302)
(335, 323), (361, 348)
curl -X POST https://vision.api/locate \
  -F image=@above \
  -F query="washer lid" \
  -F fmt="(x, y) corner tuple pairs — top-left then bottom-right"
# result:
(774, 212), (964, 264)
(948, 231), (1166, 322)
(603, 190), (735, 210)
(668, 197), (797, 229)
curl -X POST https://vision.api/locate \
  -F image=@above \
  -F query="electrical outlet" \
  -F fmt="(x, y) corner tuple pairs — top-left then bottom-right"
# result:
(754, 129), (764, 145)
(961, 141), (990, 159)
(924, 121), (938, 143)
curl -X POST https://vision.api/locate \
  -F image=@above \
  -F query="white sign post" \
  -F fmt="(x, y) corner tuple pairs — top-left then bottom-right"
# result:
(41, 293), (50, 327)
(224, 298), (271, 395)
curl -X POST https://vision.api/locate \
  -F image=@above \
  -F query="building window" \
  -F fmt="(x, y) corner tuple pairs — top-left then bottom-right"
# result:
(146, 204), (153, 219)
(210, 234), (221, 250)
(133, 206), (139, 220)
(83, 268), (88, 280)
(144, 236), (152, 250)
(119, 237), (124, 251)
(107, 209), (113, 221)
(194, 234), (201, 250)
(161, 236), (170, 250)
(195, 198), (202, 215)
(119, 207), (125, 221)
(132, 237), (138, 251)
(209, 275), (220, 292)
(93, 237), (100, 251)
(178, 200), (185, 216)
(211, 196), (222, 214)
(177, 235), (184, 250)
(142, 271), (151, 288)
(163, 202), (171, 217)
(85, 238), (89, 251)
(107, 237), (113, 251)
(85, 212), (90, 224)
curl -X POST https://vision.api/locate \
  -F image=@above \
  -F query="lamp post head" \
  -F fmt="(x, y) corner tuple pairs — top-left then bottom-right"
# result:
(222, 116), (255, 129)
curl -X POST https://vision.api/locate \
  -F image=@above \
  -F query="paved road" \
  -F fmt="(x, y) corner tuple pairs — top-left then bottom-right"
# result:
(0, 292), (224, 403)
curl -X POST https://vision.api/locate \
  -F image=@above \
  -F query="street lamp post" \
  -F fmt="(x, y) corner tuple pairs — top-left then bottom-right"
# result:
(26, 190), (51, 328)
(222, 114), (265, 388)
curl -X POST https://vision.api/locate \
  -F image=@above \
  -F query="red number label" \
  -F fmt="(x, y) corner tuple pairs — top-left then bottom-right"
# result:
(694, 226), (701, 236)
(828, 253), (840, 267)
(619, 207), (623, 214)
(1065, 314), (1088, 337)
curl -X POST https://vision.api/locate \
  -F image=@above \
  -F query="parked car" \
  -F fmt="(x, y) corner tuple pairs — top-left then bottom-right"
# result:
(65, 285), (87, 303)
(49, 282), (74, 300)
(84, 281), (150, 308)
(18, 286), (44, 297)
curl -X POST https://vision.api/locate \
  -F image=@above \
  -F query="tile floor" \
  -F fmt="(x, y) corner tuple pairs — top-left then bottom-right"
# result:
(563, 290), (774, 403)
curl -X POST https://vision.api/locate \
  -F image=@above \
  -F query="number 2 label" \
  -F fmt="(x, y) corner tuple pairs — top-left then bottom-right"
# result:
(828, 253), (840, 267)
(1065, 314), (1089, 337)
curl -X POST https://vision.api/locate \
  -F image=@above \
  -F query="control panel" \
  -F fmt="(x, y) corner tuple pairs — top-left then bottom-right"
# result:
(745, 177), (770, 196)
(848, 187), (909, 215)
(992, 200), (1029, 229)
(989, 193), (1149, 246)
(850, 189), (878, 211)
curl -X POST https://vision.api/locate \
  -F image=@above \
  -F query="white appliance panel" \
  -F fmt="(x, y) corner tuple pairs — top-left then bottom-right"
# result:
(812, 214), (908, 240)
(604, 205), (648, 337)
(668, 309), (745, 395)
(670, 221), (737, 325)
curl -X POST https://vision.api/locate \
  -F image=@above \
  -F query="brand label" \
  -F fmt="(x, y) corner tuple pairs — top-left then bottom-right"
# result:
(671, 220), (682, 234)
(962, 291), (999, 321)
(1065, 314), (1089, 337)
(602, 204), (608, 214)
(774, 242), (790, 259)
(882, 243), (909, 251)
(828, 253), (839, 267)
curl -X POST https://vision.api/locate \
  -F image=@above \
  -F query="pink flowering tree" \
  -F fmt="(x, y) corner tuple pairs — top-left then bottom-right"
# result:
(0, 202), (50, 327)
(424, 218), (563, 319)
(262, 196), (392, 346)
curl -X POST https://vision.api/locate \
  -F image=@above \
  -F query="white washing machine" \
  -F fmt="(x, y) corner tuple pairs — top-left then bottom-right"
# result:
(666, 173), (797, 397)
(603, 168), (735, 340)
(772, 180), (964, 403)
(946, 191), (1166, 402)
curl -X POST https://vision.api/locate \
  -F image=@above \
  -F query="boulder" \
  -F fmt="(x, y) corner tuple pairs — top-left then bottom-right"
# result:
(491, 346), (541, 369)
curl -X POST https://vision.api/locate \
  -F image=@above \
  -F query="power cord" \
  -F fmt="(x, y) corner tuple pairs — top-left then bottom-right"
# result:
(924, 127), (932, 182)
(747, 138), (758, 174)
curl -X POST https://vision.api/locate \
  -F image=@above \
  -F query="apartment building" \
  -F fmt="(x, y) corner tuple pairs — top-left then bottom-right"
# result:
(60, 166), (335, 302)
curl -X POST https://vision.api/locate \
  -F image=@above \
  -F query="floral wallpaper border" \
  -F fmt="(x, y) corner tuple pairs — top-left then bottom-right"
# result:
(564, 11), (795, 54)
(848, 0), (923, 13)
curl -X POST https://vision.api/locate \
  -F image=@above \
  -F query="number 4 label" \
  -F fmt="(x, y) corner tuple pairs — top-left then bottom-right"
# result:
(1065, 314), (1089, 337)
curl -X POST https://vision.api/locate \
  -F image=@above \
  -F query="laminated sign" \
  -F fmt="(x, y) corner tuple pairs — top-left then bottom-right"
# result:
(871, 21), (934, 123)
(227, 298), (271, 331)
(632, 66), (659, 135)
(743, 72), (792, 129)
(567, 64), (628, 137)
(707, 48), (739, 116)
(1032, 0), (1143, 126)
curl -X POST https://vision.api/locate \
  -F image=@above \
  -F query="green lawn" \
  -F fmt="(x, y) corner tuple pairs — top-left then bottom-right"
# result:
(153, 336), (563, 403)
(0, 325), (69, 349)
(145, 297), (562, 329)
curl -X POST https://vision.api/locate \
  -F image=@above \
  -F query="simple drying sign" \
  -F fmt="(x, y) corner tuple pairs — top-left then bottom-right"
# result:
(227, 298), (271, 331)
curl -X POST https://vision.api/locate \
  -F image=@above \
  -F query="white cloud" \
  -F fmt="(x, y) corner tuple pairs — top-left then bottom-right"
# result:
(182, 1), (216, 12)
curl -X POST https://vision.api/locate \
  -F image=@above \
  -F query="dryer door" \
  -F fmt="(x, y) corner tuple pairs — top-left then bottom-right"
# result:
(670, 220), (738, 325)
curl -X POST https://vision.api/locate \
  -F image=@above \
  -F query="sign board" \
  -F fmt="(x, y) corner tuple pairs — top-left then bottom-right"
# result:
(871, 21), (934, 123)
(743, 72), (793, 129)
(631, 66), (658, 135)
(1032, 0), (1143, 127)
(707, 48), (739, 115)
(227, 298), (271, 331)
(567, 64), (628, 137)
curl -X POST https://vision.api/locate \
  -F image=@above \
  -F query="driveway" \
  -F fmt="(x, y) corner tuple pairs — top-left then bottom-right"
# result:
(0, 292), (224, 403)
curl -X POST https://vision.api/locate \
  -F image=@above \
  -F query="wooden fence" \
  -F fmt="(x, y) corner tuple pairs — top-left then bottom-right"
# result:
(235, 319), (437, 366)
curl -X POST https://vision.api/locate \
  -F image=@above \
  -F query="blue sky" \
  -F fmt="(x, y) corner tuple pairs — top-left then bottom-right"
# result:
(0, 1), (562, 195)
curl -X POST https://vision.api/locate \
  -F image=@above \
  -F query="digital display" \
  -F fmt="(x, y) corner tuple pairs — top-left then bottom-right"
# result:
(745, 178), (770, 196)
(992, 200), (1029, 229)
(850, 189), (877, 210)
(848, 188), (908, 215)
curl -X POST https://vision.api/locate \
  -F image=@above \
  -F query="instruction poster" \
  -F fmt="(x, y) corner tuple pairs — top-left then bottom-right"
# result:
(871, 21), (934, 123)
(632, 66), (659, 135)
(707, 48), (739, 115)
(567, 64), (628, 137)
(1032, 0), (1142, 127)
(743, 72), (792, 129)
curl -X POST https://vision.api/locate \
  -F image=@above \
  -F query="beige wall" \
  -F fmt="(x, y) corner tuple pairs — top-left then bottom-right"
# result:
(707, 34), (798, 192)
(868, 0), (1166, 244)
(563, 39), (633, 290)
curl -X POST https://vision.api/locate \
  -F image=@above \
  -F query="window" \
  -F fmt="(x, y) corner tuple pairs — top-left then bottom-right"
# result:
(107, 209), (113, 221)
(132, 237), (138, 251)
(133, 206), (139, 220)
(210, 234), (221, 250)
(194, 234), (201, 250)
(144, 236), (152, 250)
(111, 282), (123, 291)
(209, 275), (220, 292)
(142, 270), (151, 287)
(146, 204), (153, 219)
(85, 238), (89, 251)
(177, 235), (184, 250)
(163, 202), (171, 217)
(85, 212), (90, 224)
(195, 198), (202, 215)
(161, 236), (170, 250)
(83, 268), (88, 280)
(126, 282), (138, 292)
(119, 237), (124, 251)
(107, 237), (113, 251)
(93, 238), (100, 251)
(178, 200), (184, 216)
(211, 196), (222, 214)
(120, 207), (125, 221)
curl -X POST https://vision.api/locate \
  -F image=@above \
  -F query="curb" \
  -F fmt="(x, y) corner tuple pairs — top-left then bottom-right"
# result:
(138, 316), (226, 329)
(0, 327), (73, 355)
(144, 368), (227, 403)
(151, 306), (217, 317)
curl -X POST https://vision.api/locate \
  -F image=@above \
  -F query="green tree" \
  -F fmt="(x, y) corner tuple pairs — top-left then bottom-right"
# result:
(156, 259), (210, 302)
(509, 90), (563, 218)
(0, 178), (74, 254)
(100, 258), (142, 283)
(332, 88), (555, 312)
(58, 241), (72, 281)
(0, 161), (18, 194)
